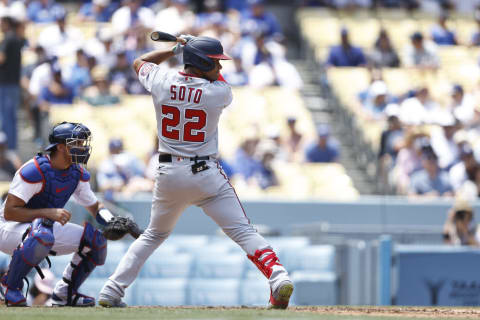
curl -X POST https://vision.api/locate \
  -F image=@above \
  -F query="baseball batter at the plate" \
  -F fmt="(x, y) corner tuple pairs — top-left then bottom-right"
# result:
(99, 35), (293, 309)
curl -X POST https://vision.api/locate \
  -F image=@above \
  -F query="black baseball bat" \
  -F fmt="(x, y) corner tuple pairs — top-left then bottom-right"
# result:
(150, 31), (179, 42)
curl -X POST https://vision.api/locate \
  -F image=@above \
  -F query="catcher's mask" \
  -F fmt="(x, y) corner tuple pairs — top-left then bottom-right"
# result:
(45, 121), (92, 165)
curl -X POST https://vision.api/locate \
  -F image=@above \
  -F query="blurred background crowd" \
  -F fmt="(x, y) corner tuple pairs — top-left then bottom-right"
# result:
(1, 0), (480, 203)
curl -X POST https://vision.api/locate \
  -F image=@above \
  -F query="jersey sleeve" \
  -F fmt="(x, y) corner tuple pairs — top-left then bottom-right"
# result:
(137, 62), (162, 93)
(8, 170), (42, 204)
(71, 180), (98, 207)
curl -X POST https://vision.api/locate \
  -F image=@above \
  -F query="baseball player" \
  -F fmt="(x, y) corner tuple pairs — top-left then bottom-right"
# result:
(99, 35), (294, 309)
(0, 121), (140, 307)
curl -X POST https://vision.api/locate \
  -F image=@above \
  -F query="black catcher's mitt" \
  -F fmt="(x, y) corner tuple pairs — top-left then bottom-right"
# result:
(103, 216), (143, 240)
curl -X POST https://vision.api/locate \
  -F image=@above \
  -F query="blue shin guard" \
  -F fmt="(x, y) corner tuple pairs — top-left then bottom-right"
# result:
(58, 223), (106, 306)
(4, 219), (54, 306)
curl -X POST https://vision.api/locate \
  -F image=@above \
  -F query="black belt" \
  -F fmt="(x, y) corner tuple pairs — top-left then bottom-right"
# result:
(158, 154), (210, 163)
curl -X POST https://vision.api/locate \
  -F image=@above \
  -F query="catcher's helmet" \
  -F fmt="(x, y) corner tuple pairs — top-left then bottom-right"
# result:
(183, 36), (231, 72)
(45, 122), (92, 165)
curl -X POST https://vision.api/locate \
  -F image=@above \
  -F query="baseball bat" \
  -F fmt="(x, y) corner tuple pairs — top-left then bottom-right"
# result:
(150, 31), (185, 44)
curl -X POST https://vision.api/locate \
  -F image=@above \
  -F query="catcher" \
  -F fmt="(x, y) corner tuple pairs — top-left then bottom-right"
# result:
(0, 122), (142, 307)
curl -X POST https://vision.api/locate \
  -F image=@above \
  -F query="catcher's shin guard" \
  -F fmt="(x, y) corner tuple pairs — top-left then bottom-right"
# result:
(248, 247), (293, 309)
(56, 222), (106, 306)
(4, 219), (54, 306)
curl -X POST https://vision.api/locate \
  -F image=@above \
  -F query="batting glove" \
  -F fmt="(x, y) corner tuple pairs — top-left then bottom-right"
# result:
(172, 34), (195, 55)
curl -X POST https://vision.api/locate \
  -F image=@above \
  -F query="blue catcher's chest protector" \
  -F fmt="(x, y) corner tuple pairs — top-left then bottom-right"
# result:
(20, 155), (90, 209)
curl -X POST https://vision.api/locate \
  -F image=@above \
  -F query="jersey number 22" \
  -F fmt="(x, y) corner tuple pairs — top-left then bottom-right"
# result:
(161, 104), (206, 143)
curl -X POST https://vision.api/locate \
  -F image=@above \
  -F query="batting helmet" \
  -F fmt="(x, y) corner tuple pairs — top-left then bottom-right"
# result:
(45, 122), (92, 165)
(183, 36), (231, 72)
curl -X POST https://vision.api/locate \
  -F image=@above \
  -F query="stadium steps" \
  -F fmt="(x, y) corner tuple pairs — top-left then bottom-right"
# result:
(293, 60), (377, 195)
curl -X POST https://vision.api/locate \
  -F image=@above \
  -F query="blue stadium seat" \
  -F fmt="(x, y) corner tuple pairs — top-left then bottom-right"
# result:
(239, 276), (270, 306)
(49, 254), (74, 278)
(192, 253), (245, 278)
(80, 277), (135, 306)
(291, 271), (339, 305)
(282, 245), (335, 272)
(188, 278), (240, 306)
(165, 235), (209, 250)
(135, 278), (188, 306)
(0, 252), (10, 273)
(106, 241), (127, 257)
(140, 253), (193, 278)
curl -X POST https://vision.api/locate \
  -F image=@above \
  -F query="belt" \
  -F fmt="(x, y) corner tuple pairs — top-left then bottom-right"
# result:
(158, 154), (210, 162)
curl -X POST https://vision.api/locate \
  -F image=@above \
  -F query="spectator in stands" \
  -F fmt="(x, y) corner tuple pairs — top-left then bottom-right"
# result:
(27, 269), (55, 306)
(241, 0), (283, 42)
(471, 15), (480, 46)
(109, 49), (145, 94)
(254, 140), (279, 189)
(232, 133), (262, 181)
(244, 31), (303, 89)
(403, 32), (439, 69)
(449, 144), (478, 192)
(443, 199), (480, 246)
(0, 12), (23, 152)
(64, 49), (92, 97)
(37, 6), (83, 58)
(82, 65), (120, 107)
(393, 131), (427, 191)
(431, 13), (457, 46)
(361, 80), (391, 120)
(449, 84), (477, 127)
(223, 53), (249, 86)
(378, 104), (404, 164)
(154, 0), (194, 36)
(331, 0), (372, 10)
(372, 0), (419, 9)
(326, 28), (367, 67)
(0, 132), (19, 181)
(97, 138), (152, 199)
(399, 87), (440, 125)
(194, 0), (227, 34)
(431, 111), (459, 170)
(369, 29), (400, 68)
(408, 145), (453, 197)
(111, 0), (155, 36)
(38, 64), (74, 106)
(78, 0), (117, 22)
(305, 124), (340, 163)
(218, 156), (235, 178)
(27, 0), (66, 23)
(84, 27), (117, 69)
(285, 116), (303, 160)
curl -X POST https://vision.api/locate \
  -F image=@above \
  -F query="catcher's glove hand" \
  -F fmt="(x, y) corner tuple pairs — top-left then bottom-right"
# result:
(102, 216), (143, 241)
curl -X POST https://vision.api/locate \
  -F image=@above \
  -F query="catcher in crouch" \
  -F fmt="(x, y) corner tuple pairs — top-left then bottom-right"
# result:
(0, 122), (142, 307)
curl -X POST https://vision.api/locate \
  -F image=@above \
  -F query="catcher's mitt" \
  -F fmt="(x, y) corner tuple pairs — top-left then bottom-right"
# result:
(102, 216), (143, 240)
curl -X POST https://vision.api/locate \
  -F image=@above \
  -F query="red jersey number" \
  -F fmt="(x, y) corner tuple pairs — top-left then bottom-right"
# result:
(161, 105), (207, 143)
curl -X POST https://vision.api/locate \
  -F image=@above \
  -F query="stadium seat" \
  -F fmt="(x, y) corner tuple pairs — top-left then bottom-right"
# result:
(239, 276), (270, 306)
(139, 253), (193, 278)
(291, 271), (339, 306)
(49, 254), (75, 278)
(282, 245), (336, 273)
(135, 278), (188, 306)
(192, 253), (245, 279)
(188, 278), (240, 306)
(80, 277), (135, 306)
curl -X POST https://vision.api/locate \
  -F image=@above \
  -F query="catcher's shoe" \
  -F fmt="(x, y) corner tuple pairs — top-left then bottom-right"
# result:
(51, 292), (95, 307)
(269, 280), (294, 309)
(98, 293), (127, 308)
(1, 275), (27, 307)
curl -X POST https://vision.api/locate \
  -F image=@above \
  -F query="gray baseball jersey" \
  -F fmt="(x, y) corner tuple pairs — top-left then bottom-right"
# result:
(138, 62), (233, 157)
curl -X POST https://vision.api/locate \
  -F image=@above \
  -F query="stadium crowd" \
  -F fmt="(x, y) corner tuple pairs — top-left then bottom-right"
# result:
(311, 4), (480, 199)
(0, 0), (326, 198)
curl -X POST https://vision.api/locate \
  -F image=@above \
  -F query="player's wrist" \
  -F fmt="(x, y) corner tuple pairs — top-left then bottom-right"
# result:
(96, 208), (114, 226)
